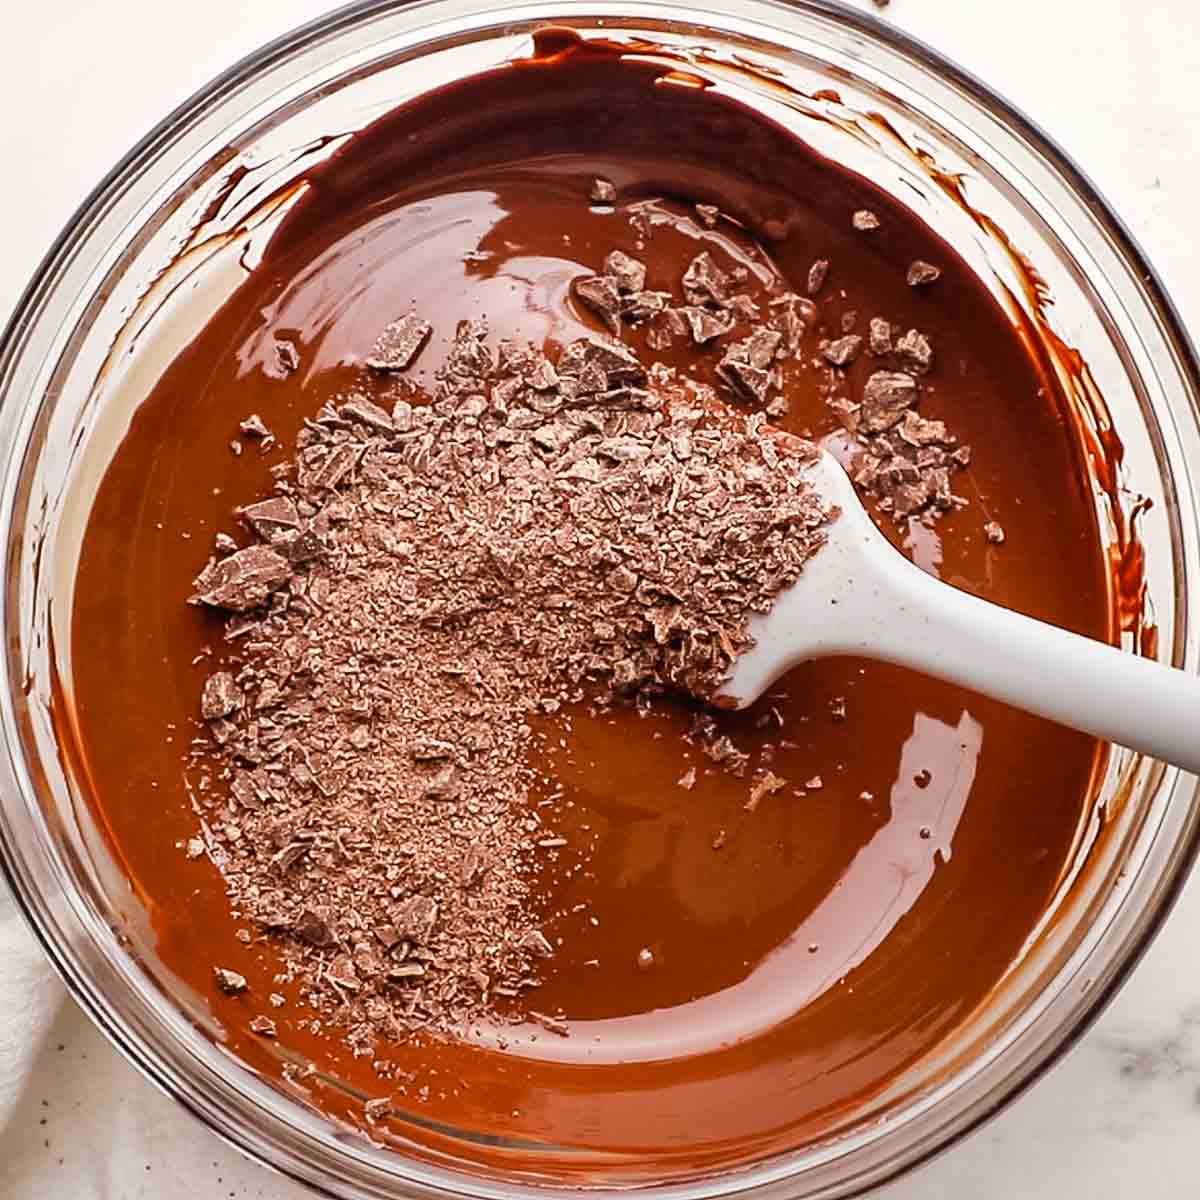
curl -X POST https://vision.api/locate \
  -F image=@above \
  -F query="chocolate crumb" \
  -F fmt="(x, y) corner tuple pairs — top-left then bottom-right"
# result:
(907, 260), (942, 287)
(364, 1098), (391, 1122)
(807, 259), (830, 296)
(249, 1016), (277, 1037)
(745, 770), (786, 812)
(852, 210), (881, 232)
(984, 521), (1006, 544)
(214, 968), (247, 995)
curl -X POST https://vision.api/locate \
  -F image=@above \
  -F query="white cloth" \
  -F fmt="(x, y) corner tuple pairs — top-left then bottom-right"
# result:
(0, 884), (63, 1132)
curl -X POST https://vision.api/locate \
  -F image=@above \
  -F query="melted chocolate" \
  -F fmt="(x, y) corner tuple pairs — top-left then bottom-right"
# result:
(65, 41), (1111, 1182)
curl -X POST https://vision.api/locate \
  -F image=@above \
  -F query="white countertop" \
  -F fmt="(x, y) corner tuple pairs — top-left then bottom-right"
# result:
(1, 1), (1197, 1196)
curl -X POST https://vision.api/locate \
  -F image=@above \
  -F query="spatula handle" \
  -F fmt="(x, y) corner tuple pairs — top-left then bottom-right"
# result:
(861, 555), (1200, 775)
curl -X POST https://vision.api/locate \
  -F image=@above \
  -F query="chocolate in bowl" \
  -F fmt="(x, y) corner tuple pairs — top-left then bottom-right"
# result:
(0, 6), (1197, 1199)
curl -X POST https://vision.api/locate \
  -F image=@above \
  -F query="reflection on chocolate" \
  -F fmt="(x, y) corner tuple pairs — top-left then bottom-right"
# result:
(66, 35), (1111, 1183)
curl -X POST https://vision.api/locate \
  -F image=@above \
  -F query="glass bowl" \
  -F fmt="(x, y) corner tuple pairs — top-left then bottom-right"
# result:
(1, 1), (1197, 1197)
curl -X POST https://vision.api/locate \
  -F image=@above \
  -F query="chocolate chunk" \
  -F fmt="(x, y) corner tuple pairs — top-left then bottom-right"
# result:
(213, 967), (247, 995)
(240, 414), (270, 439)
(603, 250), (647, 294)
(821, 335), (864, 367)
(678, 767), (697, 790)
(852, 209), (881, 232)
(249, 1016), (277, 1037)
(985, 521), (1006, 544)
(190, 545), (292, 612)
(620, 290), (671, 323)
(201, 671), (242, 720)
(907, 260), (942, 287)
(868, 317), (893, 355)
(895, 329), (934, 373)
(682, 251), (731, 307)
(695, 203), (720, 228)
(310, 442), (360, 491)
(680, 306), (736, 345)
(366, 313), (433, 371)
(340, 396), (395, 432)
(860, 370), (920, 432)
(364, 1098), (391, 1122)
(806, 259), (830, 296)
(589, 177), (617, 204)
(239, 497), (301, 542)
(275, 341), (300, 375)
(573, 275), (623, 333)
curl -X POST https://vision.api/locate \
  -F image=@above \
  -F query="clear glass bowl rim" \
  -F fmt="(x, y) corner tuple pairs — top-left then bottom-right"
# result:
(0, 2), (1197, 1198)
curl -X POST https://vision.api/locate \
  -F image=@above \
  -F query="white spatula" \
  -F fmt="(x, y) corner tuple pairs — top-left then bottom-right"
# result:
(719, 451), (1200, 775)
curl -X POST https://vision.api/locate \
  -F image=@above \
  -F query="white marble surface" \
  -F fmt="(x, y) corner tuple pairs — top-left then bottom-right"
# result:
(1, 0), (1198, 1195)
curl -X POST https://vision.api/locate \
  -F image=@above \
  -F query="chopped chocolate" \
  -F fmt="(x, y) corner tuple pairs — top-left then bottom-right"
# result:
(895, 328), (933, 373)
(695, 203), (720, 228)
(868, 317), (893, 356)
(191, 323), (833, 1048)
(984, 520), (1006, 544)
(603, 250), (647, 294)
(621, 290), (671, 323)
(678, 766), (697, 791)
(366, 313), (433, 372)
(852, 209), (881, 232)
(240, 414), (270, 439)
(860, 370), (920, 433)
(275, 341), (300, 375)
(821, 335), (863, 367)
(745, 770), (786, 812)
(680, 306), (736, 345)
(806, 259), (830, 296)
(189, 545), (292, 612)
(589, 177), (617, 204)
(682, 251), (731, 307)
(214, 967), (247, 995)
(573, 275), (623, 333)
(249, 1015), (277, 1037)
(907, 260), (942, 287)
(200, 671), (242, 720)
